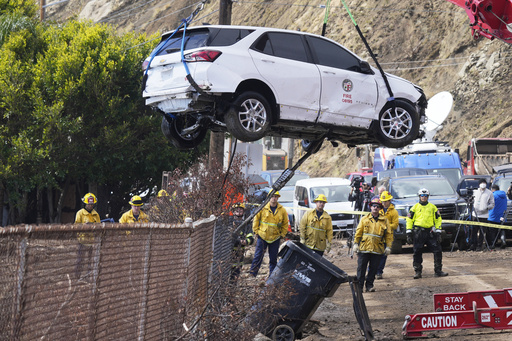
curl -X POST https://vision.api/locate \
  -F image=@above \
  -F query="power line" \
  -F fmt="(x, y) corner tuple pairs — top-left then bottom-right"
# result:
(234, 1), (460, 13)
(146, 2), (201, 25)
(98, 0), (164, 22)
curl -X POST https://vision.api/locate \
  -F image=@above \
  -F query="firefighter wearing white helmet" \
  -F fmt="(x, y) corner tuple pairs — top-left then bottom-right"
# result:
(120, 195), (149, 223)
(406, 188), (448, 279)
(299, 194), (333, 257)
(249, 190), (288, 277)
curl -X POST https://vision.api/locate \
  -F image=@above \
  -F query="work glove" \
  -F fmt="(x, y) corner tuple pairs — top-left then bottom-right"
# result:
(384, 247), (391, 256)
(325, 241), (331, 253)
(436, 232), (442, 244)
(353, 243), (360, 254)
(300, 238), (305, 244)
(406, 232), (413, 245)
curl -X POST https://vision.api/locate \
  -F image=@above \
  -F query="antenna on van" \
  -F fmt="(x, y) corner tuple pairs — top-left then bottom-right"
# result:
(421, 91), (453, 142)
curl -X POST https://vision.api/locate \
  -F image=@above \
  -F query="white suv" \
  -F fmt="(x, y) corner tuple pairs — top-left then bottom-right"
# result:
(293, 177), (354, 233)
(142, 25), (427, 149)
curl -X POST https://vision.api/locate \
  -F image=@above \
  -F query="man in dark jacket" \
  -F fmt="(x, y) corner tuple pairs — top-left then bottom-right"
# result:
(229, 203), (254, 282)
(488, 185), (508, 249)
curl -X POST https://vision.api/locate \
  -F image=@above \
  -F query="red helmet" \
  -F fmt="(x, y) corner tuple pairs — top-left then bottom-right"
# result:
(370, 197), (383, 208)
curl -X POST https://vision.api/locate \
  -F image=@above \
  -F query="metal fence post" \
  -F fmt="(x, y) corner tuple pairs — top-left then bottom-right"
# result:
(138, 229), (153, 341)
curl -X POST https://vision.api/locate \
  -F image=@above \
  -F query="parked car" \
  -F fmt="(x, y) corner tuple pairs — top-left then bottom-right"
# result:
(376, 167), (427, 181)
(377, 174), (466, 253)
(142, 25), (427, 150)
(293, 178), (354, 233)
(456, 175), (492, 197)
(491, 165), (512, 226)
(259, 170), (309, 188)
(345, 171), (374, 185)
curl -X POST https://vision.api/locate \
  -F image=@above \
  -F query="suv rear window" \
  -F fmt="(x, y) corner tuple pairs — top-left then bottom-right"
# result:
(154, 28), (254, 57)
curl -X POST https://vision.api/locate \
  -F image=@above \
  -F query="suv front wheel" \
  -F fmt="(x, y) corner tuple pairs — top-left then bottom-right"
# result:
(225, 91), (271, 142)
(374, 99), (419, 148)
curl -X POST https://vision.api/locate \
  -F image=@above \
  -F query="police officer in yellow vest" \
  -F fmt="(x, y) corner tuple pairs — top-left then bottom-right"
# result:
(406, 188), (448, 279)
(120, 195), (149, 223)
(249, 191), (289, 277)
(75, 193), (101, 279)
(299, 194), (333, 257)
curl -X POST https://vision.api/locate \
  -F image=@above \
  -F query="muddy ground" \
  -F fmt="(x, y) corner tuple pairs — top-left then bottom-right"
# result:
(250, 238), (512, 341)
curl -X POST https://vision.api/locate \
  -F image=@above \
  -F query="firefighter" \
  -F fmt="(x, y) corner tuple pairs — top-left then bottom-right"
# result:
(406, 188), (448, 279)
(299, 194), (333, 256)
(375, 191), (399, 279)
(230, 203), (254, 282)
(120, 195), (149, 223)
(75, 193), (101, 279)
(353, 197), (392, 292)
(249, 191), (289, 278)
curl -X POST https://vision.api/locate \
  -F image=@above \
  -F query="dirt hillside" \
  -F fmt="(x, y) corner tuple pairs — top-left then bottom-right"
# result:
(44, 0), (512, 177)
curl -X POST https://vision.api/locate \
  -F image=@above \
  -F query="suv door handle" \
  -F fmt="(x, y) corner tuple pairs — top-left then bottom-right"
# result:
(261, 59), (275, 63)
(322, 70), (336, 75)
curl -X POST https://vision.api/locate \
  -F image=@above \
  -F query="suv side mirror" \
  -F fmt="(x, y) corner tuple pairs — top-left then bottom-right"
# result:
(299, 199), (308, 207)
(360, 61), (374, 75)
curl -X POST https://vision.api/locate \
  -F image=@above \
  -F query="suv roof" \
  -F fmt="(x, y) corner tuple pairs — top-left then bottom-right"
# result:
(376, 167), (427, 180)
(295, 177), (351, 187)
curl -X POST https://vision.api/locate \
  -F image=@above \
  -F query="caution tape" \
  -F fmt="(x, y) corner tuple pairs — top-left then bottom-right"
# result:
(292, 206), (512, 230)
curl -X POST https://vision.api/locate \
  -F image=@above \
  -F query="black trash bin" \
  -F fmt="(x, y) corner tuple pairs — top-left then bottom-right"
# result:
(258, 240), (349, 340)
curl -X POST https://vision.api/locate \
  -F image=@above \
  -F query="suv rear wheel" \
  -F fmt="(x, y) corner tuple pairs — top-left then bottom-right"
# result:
(374, 99), (419, 148)
(161, 116), (207, 149)
(225, 91), (271, 142)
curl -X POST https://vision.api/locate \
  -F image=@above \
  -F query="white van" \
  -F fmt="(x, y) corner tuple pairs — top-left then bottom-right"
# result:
(293, 177), (354, 233)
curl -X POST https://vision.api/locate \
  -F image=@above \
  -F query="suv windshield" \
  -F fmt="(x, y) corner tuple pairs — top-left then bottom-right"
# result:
(425, 168), (461, 189)
(309, 185), (350, 202)
(494, 176), (512, 193)
(390, 178), (455, 199)
(154, 28), (254, 57)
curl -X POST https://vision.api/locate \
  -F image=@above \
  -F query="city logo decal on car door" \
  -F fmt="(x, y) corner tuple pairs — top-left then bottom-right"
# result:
(342, 79), (353, 92)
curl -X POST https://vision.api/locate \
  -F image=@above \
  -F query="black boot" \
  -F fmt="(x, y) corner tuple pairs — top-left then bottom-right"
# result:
(434, 258), (448, 277)
(413, 262), (422, 279)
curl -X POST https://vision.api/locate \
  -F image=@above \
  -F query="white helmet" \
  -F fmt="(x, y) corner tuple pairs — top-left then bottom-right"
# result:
(418, 188), (430, 196)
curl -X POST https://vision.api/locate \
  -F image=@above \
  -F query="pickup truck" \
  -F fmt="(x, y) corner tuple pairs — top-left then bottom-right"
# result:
(377, 174), (466, 253)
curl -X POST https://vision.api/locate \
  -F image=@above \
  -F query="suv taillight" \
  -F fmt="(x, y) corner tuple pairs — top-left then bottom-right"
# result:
(184, 50), (222, 62)
(142, 60), (149, 71)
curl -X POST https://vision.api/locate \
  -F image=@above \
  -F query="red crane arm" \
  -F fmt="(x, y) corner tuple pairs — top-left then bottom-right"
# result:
(446, 0), (512, 43)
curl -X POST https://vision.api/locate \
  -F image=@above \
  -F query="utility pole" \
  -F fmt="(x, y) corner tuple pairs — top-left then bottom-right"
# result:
(209, 0), (232, 168)
(40, 0), (45, 21)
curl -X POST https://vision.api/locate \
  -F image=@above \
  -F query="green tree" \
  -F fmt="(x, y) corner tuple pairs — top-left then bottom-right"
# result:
(0, 17), (207, 225)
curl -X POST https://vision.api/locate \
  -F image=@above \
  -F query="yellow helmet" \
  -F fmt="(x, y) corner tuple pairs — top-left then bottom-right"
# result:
(268, 191), (280, 197)
(157, 189), (169, 197)
(380, 191), (393, 202)
(129, 195), (144, 206)
(232, 202), (246, 210)
(82, 193), (97, 205)
(314, 194), (328, 203)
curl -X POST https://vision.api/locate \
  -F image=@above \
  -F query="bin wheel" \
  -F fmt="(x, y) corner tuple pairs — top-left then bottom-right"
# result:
(272, 324), (295, 341)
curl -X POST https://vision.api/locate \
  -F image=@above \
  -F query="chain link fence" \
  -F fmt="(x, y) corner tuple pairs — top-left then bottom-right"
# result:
(0, 216), (233, 341)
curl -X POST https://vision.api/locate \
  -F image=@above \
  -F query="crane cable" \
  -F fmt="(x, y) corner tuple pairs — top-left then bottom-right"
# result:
(321, 0), (331, 36)
(339, 0), (395, 104)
